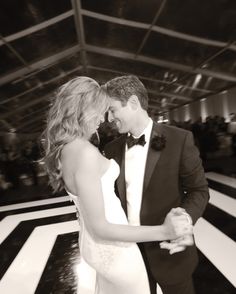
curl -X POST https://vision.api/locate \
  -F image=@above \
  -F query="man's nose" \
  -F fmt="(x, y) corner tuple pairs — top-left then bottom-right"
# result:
(107, 111), (113, 122)
(100, 116), (105, 123)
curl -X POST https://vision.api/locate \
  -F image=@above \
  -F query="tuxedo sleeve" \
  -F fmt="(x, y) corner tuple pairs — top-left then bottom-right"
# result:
(179, 131), (209, 224)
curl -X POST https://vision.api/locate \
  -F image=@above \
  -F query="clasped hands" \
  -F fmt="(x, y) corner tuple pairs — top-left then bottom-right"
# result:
(161, 207), (194, 255)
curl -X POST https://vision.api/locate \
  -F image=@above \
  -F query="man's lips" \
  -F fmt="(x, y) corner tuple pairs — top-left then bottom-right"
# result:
(115, 120), (121, 129)
(110, 120), (120, 129)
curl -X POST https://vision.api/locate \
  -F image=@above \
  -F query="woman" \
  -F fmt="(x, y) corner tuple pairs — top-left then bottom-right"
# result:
(42, 76), (192, 294)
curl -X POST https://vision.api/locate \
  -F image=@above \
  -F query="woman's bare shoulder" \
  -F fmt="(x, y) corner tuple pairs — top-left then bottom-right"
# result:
(62, 138), (97, 156)
(61, 138), (101, 172)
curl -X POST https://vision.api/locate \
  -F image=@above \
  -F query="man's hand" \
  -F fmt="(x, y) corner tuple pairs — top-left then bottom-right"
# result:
(162, 207), (193, 240)
(160, 234), (194, 255)
(160, 207), (194, 254)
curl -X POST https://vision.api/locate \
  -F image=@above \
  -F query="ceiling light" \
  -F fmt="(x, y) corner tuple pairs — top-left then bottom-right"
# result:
(174, 86), (182, 93)
(192, 74), (202, 88)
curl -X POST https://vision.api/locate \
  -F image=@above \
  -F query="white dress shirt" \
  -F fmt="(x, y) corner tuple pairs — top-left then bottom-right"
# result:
(125, 118), (153, 225)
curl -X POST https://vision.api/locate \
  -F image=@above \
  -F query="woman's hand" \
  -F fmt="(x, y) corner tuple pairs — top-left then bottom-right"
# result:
(162, 207), (193, 240)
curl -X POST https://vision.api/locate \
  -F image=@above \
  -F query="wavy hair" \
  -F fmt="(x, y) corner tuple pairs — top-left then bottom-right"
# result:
(42, 76), (109, 192)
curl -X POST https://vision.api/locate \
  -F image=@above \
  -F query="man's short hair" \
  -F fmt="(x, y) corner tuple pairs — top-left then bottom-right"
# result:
(104, 75), (149, 110)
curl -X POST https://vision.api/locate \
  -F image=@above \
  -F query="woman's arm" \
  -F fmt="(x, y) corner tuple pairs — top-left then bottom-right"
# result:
(75, 145), (192, 243)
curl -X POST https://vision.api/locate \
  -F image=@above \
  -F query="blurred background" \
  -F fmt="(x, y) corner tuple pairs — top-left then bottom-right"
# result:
(0, 1), (236, 293)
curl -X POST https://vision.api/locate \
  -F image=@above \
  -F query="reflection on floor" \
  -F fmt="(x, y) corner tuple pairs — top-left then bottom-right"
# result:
(0, 161), (235, 293)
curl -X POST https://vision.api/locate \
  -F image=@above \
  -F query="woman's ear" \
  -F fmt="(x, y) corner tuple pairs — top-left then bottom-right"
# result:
(128, 95), (140, 110)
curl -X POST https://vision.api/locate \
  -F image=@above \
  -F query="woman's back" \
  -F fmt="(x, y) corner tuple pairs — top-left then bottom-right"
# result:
(61, 138), (107, 196)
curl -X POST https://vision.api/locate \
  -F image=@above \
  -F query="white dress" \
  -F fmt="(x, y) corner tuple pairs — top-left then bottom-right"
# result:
(68, 159), (162, 294)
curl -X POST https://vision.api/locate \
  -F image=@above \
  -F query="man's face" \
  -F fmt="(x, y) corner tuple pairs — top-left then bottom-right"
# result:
(107, 98), (133, 133)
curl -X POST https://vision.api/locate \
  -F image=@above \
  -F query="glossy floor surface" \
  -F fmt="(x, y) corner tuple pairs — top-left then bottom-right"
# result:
(0, 159), (235, 294)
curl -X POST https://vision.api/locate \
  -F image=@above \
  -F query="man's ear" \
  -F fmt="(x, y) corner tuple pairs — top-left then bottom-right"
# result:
(128, 95), (139, 110)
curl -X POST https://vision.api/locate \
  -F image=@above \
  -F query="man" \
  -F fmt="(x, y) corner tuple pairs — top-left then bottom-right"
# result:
(103, 75), (209, 294)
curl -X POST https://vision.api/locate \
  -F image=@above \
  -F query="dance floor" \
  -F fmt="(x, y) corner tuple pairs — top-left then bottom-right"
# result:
(0, 171), (235, 293)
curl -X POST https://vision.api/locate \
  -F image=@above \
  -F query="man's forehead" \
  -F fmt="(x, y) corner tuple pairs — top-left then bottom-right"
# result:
(108, 99), (122, 107)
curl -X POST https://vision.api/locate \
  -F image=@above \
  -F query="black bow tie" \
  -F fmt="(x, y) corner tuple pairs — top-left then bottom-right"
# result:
(126, 134), (146, 149)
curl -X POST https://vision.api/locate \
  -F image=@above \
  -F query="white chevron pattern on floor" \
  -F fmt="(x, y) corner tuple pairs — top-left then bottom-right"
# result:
(0, 196), (70, 212)
(194, 218), (236, 287)
(0, 221), (79, 294)
(209, 188), (236, 217)
(0, 206), (76, 244)
(206, 172), (236, 188)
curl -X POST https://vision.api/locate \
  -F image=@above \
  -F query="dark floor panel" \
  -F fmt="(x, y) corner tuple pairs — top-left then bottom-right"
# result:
(203, 204), (236, 241)
(35, 232), (79, 294)
(194, 251), (235, 294)
(208, 179), (236, 199)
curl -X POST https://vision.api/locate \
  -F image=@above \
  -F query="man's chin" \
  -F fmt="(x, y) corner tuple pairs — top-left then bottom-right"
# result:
(116, 125), (125, 133)
(113, 122), (123, 133)
(112, 122), (126, 133)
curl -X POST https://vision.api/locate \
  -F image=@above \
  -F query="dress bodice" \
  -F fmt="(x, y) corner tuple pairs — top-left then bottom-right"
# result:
(100, 159), (127, 224)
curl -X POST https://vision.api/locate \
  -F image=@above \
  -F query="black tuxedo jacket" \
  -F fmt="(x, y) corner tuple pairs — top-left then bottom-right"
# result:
(104, 123), (209, 285)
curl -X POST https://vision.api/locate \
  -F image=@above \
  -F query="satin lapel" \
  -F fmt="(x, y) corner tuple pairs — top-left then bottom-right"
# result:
(115, 136), (128, 215)
(143, 123), (162, 192)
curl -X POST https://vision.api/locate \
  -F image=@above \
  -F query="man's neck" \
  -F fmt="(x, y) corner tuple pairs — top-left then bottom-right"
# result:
(130, 113), (151, 137)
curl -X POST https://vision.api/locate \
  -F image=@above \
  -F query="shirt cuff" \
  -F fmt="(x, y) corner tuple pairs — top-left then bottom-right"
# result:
(182, 212), (193, 224)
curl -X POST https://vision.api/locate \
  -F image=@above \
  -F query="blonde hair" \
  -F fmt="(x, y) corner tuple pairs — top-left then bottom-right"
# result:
(42, 76), (109, 192)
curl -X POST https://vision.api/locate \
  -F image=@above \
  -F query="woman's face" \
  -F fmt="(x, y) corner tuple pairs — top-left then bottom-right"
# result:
(86, 95), (110, 138)
(87, 110), (106, 138)
(94, 112), (105, 130)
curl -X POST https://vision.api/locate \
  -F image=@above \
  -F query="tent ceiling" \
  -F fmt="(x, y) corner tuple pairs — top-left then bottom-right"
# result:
(0, 0), (236, 134)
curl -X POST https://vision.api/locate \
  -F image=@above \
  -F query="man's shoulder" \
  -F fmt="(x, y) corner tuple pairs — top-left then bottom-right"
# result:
(155, 124), (193, 146)
(158, 123), (190, 136)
